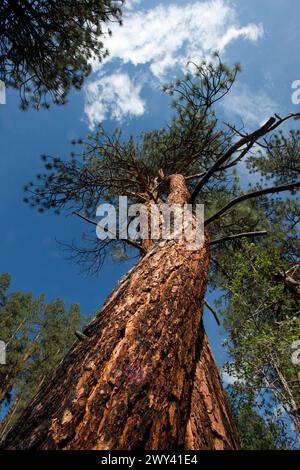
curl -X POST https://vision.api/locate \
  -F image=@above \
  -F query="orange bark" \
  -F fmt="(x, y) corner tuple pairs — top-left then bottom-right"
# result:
(186, 331), (240, 449)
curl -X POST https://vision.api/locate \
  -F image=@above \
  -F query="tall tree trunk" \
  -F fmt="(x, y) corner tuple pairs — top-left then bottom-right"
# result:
(2, 175), (240, 450)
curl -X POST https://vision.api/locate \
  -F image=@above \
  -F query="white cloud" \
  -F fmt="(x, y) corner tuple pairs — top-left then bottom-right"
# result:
(222, 370), (244, 385)
(84, 72), (145, 129)
(85, 0), (264, 127)
(95, 0), (263, 79)
(222, 84), (279, 127)
(124, 0), (141, 10)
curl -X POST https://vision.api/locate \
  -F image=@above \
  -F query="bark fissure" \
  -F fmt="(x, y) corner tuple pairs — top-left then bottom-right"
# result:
(186, 331), (240, 449)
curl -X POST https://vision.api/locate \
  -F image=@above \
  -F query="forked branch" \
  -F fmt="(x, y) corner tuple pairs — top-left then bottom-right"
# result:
(189, 113), (300, 204)
(205, 181), (300, 226)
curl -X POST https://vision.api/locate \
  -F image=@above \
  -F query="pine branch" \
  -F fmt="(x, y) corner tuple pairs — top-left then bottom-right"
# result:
(184, 154), (245, 182)
(189, 113), (300, 204)
(209, 231), (268, 246)
(205, 181), (300, 226)
(73, 211), (146, 254)
(211, 256), (230, 279)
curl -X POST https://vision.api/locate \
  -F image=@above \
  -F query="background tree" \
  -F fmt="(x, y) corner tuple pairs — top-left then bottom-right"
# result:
(210, 132), (300, 442)
(0, 272), (10, 307)
(220, 237), (300, 436)
(0, 0), (123, 109)
(0, 273), (89, 441)
(226, 385), (292, 450)
(3, 57), (300, 449)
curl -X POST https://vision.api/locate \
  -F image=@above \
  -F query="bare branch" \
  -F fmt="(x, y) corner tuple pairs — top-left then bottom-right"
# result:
(205, 181), (300, 226)
(189, 113), (300, 204)
(185, 172), (206, 181)
(209, 231), (268, 246)
(204, 299), (221, 326)
(73, 211), (97, 226)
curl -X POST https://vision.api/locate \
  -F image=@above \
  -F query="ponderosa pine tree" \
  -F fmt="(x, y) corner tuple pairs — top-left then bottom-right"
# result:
(3, 57), (300, 450)
(0, 0), (123, 109)
(0, 273), (10, 307)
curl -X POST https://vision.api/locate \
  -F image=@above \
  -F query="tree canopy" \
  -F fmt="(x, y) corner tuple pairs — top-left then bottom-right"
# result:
(0, 0), (123, 109)
(23, 56), (299, 271)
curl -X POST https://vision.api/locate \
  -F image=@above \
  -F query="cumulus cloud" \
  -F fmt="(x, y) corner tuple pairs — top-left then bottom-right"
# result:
(95, 0), (263, 79)
(222, 84), (279, 127)
(84, 0), (264, 127)
(84, 72), (145, 129)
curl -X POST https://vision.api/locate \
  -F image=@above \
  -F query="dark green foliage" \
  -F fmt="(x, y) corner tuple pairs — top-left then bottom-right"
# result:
(0, 274), (89, 439)
(0, 0), (123, 109)
(219, 236), (300, 435)
(248, 129), (300, 185)
(0, 273), (10, 306)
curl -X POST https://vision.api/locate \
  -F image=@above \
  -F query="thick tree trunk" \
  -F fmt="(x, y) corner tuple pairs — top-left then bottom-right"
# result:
(2, 175), (240, 450)
(2, 238), (238, 450)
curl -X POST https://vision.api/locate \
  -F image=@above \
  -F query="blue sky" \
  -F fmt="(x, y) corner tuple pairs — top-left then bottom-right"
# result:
(0, 0), (300, 372)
